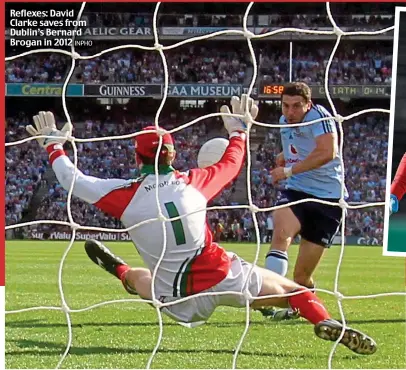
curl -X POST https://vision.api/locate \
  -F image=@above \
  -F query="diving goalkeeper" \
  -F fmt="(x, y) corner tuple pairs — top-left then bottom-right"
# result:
(26, 96), (376, 355)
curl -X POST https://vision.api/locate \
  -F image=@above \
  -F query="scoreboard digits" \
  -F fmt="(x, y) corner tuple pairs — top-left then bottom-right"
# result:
(261, 84), (285, 96)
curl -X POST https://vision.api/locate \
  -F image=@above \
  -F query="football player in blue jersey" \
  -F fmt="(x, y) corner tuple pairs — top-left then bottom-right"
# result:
(259, 82), (348, 320)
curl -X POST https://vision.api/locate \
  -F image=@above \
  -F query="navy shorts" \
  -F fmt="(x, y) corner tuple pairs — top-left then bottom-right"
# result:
(275, 189), (343, 248)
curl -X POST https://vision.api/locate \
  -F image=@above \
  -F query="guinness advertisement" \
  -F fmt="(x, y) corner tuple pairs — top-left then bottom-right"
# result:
(84, 84), (162, 97)
(84, 83), (256, 98)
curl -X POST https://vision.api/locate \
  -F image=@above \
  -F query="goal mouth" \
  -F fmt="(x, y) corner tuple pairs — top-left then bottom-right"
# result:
(4, 3), (397, 370)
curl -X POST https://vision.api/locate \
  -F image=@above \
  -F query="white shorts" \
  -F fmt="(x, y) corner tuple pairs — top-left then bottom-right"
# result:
(161, 252), (262, 324)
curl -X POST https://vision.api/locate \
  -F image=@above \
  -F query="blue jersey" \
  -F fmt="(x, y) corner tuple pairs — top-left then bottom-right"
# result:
(279, 104), (348, 199)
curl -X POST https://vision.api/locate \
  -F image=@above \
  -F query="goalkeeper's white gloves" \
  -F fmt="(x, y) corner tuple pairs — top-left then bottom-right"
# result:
(26, 111), (72, 150)
(390, 194), (399, 216)
(220, 94), (259, 136)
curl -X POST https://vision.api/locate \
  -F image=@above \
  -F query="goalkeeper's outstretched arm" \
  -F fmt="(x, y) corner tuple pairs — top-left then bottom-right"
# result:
(187, 94), (259, 202)
(390, 152), (406, 214)
(26, 111), (133, 219)
(48, 145), (132, 217)
(188, 132), (246, 201)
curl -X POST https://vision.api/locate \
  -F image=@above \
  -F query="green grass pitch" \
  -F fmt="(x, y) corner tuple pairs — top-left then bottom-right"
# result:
(5, 241), (406, 369)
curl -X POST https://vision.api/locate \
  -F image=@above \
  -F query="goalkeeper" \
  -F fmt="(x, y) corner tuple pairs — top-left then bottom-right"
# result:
(27, 95), (375, 355)
(389, 153), (406, 215)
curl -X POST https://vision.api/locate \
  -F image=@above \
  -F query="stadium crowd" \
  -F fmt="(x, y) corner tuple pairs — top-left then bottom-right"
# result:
(6, 43), (392, 86)
(259, 44), (392, 85)
(74, 47), (250, 85)
(83, 9), (394, 30)
(5, 107), (386, 244)
(5, 54), (69, 84)
(5, 114), (48, 226)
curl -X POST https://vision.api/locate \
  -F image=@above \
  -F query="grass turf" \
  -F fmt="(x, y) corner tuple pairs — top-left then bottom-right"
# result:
(5, 241), (406, 369)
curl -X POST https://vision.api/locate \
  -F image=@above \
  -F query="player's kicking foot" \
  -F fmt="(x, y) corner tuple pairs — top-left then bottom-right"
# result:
(314, 319), (377, 355)
(84, 239), (127, 278)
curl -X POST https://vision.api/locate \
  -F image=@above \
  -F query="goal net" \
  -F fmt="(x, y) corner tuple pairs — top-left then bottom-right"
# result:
(5, 2), (404, 369)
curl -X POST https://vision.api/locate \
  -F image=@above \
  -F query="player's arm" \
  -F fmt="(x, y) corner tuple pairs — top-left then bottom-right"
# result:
(276, 152), (285, 167)
(49, 148), (136, 218)
(188, 95), (258, 201)
(188, 133), (246, 200)
(390, 153), (406, 214)
(26, 111), (132, 219)
(291, 132), (337, 175)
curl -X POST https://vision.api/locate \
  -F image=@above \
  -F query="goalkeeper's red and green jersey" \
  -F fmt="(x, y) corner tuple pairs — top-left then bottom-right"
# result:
(391, 153), (406, 200)
(46, 133), (246, 298)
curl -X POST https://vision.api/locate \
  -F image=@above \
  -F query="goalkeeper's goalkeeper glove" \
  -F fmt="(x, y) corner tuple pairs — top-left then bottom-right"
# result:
(220, 94), (259, 135)
(390, 194), (399, 215)
(26, 111), (72, 150)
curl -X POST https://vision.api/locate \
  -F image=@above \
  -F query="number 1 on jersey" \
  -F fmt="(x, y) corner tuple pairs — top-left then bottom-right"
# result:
(164, 202), (186, 245)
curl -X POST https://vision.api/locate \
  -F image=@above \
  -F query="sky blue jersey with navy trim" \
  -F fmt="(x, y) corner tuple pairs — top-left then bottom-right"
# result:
(279, 104), (348, 199)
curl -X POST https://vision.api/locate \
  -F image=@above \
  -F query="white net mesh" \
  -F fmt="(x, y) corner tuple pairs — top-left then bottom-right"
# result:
(4, 2), (404, 369)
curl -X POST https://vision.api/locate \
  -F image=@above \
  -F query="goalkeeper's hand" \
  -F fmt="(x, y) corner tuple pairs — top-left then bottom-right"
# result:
(220, 94), (259, 135)
(390, 194), (399, 216)
(26, 111), (72, 150)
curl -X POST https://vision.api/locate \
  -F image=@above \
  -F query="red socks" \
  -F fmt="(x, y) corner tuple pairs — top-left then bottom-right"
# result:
(115, 264), (138, 295)
(116, 264), (130, 280)
(288, 288), (330, 325)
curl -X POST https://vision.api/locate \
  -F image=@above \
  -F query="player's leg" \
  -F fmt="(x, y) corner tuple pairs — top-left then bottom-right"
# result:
(269, 239), (322, 320)
(293, 239), (325, 288)
(260, 190), (302, 318)
(270, 200), (341, 320)
(252, 266), (326, 316)
(265, 206), (301, 275)
(124, 268), (152, 299)
(85, 239), (208, 326)
(258, 206), (301, 318)
(265, 190), (303, 276)
(294, 201), (342, 288)
(84, 239), (152, 299)
(222, 254), (376, 354)
(251, 267), (377, 355)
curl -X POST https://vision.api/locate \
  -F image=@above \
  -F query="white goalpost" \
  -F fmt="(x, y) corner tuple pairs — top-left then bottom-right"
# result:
(4, 2), (404, 369)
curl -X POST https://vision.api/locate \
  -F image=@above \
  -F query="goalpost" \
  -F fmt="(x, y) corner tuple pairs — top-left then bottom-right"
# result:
(4, 2), (403, 369)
